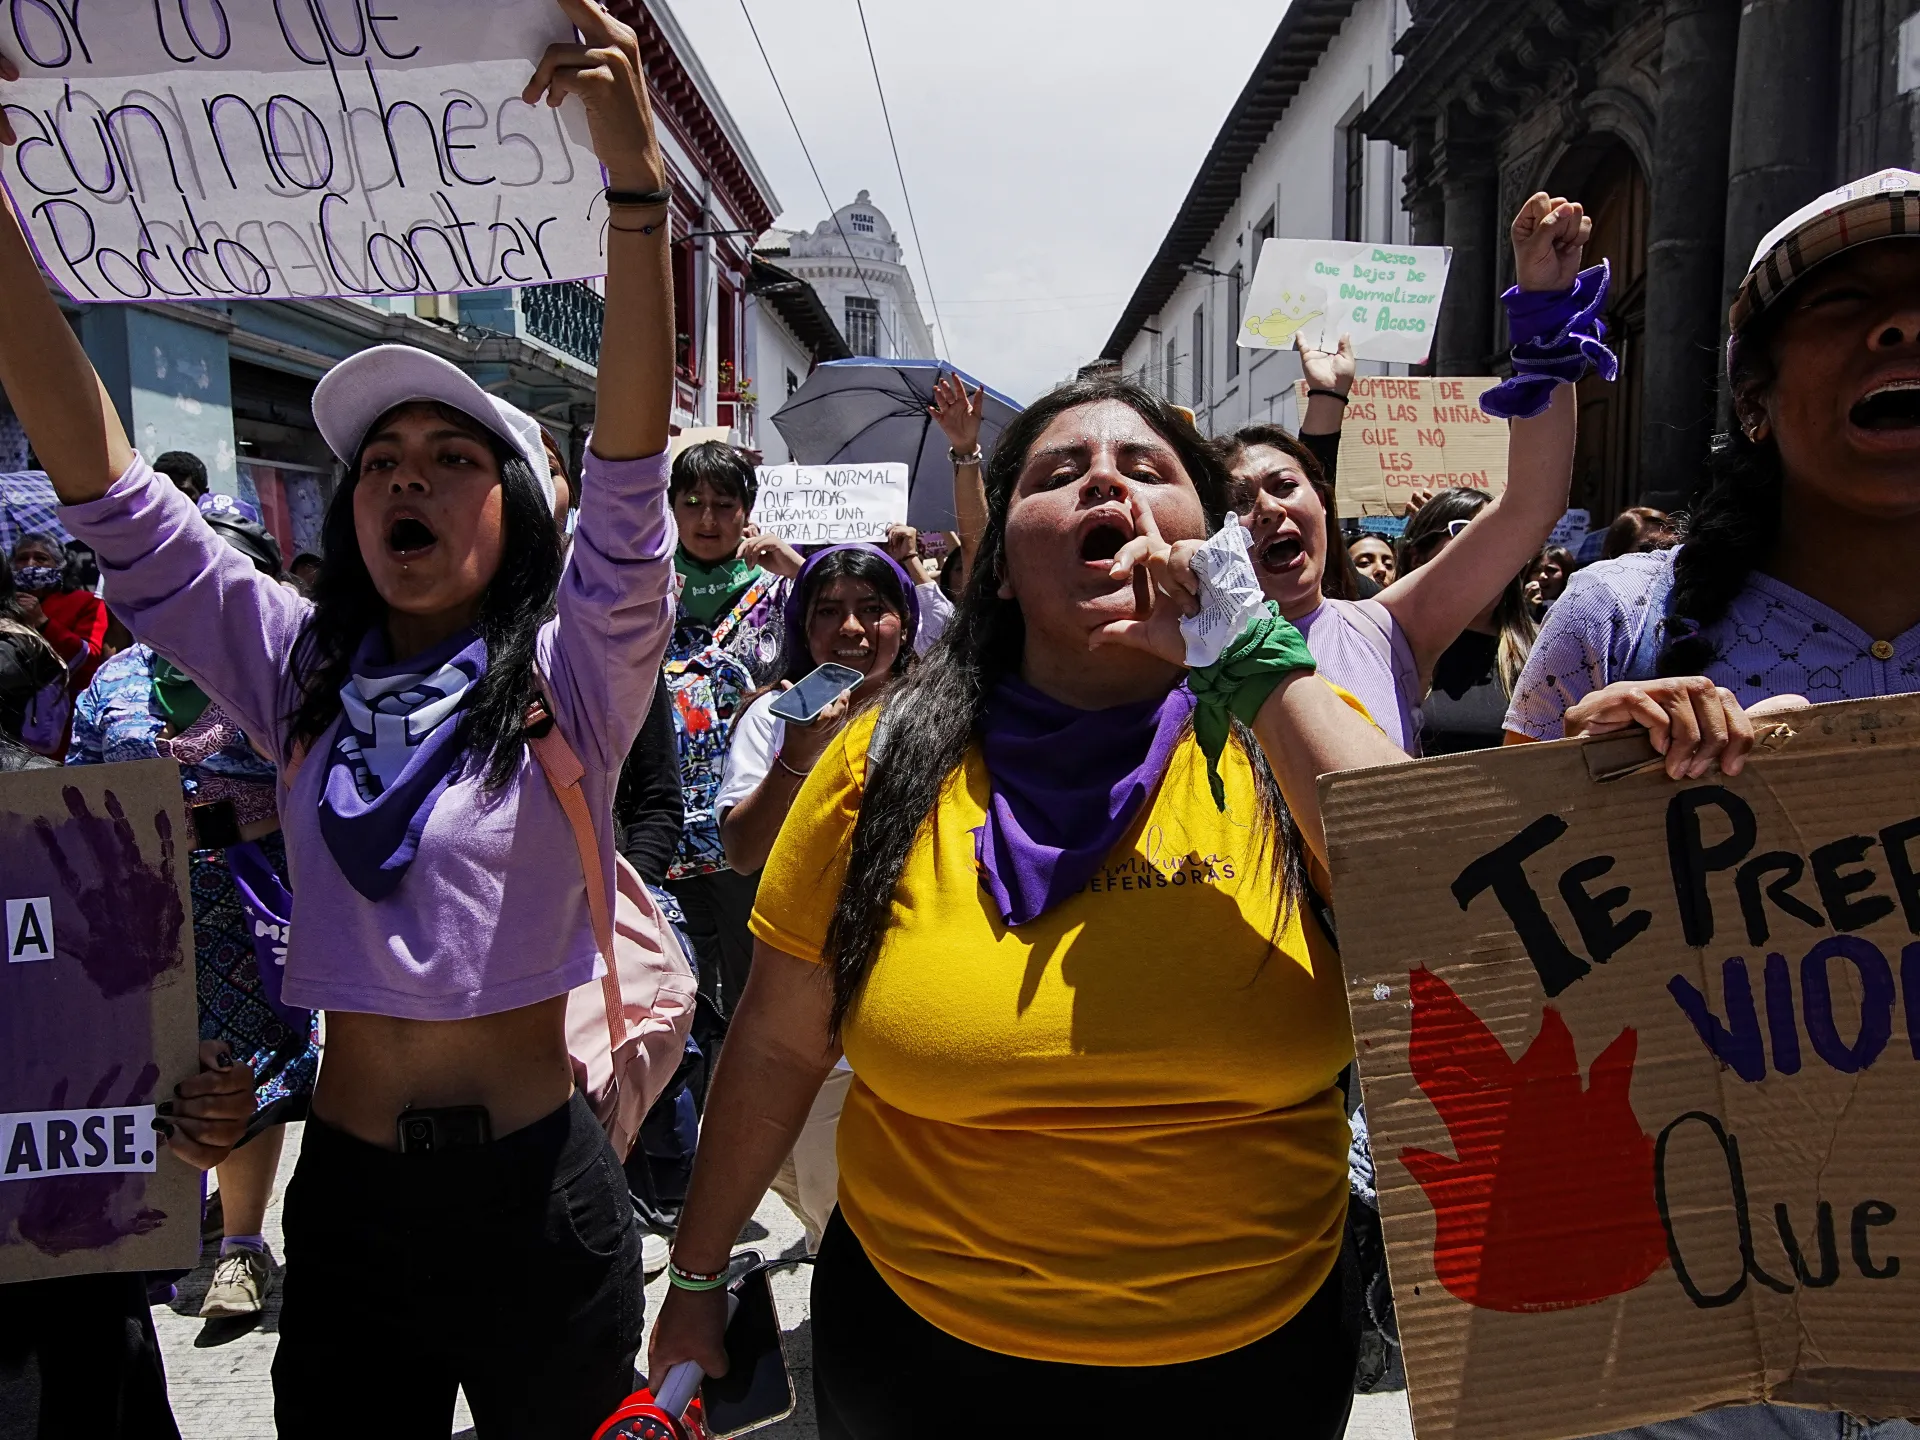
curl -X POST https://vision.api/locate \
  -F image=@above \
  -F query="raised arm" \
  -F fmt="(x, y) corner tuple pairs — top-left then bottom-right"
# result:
(528, 0), (673, 462)
(526, 0), (679, 769)
(1375, 193), (1589, 682)
(1, 54), (307, 744)
(930, 373), (988, 589)
(0, 58), (134, 504)
(1296, 333), (1354, 450)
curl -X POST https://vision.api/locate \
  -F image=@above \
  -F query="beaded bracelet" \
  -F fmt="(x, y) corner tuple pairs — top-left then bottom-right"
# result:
(667, 1261), (729, 1293)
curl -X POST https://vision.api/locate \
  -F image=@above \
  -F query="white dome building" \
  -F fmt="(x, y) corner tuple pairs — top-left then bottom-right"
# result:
(777, 191), (936, 360)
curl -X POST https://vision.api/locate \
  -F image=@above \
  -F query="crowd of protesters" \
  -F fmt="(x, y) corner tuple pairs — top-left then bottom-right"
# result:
(1, 10), (1918, 1435)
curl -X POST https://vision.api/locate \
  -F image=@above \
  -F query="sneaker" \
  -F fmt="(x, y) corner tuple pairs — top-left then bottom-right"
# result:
(641, 1232), (671, 1278)
(199, 1248), (270, 1318)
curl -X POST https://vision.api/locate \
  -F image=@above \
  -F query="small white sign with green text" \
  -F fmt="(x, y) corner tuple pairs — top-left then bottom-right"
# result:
(1239, 239), (1453, 365)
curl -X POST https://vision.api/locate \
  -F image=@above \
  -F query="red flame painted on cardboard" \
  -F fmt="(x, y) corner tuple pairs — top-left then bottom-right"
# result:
(1400, 967), (1668, 1312)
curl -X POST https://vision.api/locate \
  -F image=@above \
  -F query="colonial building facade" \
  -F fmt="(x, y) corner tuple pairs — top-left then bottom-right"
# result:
(766, 192), (937, 362)
(1361, 0), (1920, 514)
(1101, 0), (1415, 437)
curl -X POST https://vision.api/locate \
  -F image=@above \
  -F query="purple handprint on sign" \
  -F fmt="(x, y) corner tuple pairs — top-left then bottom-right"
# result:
(16, 1063), (168, 1256)
(32, 787), (185, 1000)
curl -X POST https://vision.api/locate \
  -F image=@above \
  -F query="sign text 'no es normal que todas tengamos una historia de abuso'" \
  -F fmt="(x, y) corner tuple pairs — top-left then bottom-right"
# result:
(0, 0), (611, 303)
(1322, 699), (1920, 1440)
(752, 463), (909, 547)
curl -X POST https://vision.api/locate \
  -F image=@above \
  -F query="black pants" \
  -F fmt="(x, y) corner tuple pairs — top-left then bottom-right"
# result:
(0, 1273), (180, 1439)
(811, 1209), (1359, 1439)
(665, 868), (759, 1022)
(273, 1093), (644, 1440)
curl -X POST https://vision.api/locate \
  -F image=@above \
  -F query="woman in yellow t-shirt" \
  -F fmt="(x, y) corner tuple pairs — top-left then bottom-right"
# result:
(648, 376), (1407, 1435)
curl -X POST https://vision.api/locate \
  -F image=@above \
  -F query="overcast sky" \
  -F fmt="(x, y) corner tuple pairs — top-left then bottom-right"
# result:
(667, 0), (1284, 404)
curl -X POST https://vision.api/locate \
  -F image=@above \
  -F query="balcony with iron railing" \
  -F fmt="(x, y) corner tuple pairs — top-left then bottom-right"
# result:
(453, 281), (606, 372)
(520, 280), (606, 367)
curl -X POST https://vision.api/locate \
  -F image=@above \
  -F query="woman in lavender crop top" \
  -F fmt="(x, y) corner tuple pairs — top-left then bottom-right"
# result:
(0, 4), (681, 1431)
(1211, 193), (1592, 757)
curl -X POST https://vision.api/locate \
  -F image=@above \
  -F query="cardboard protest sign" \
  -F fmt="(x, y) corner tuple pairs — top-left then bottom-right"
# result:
(0, 1), (606, 303)
(1322, 699), (1920, 1440)
(1296, 377), (1508, 518)
(1241, 238), (1451, 364)
(753, 463), (908, 546)
(1, 760), (200, 1283)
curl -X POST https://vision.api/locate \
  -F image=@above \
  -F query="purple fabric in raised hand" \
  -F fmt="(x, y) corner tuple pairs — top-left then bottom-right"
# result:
(973, 677), (1194, 927)
(1479, 260), (1618, 421)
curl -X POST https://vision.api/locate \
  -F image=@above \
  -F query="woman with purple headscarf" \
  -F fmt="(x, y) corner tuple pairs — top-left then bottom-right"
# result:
(713, 542), (919, 1250)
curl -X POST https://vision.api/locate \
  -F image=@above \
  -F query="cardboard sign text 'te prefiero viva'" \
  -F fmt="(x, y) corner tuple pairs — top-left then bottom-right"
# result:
(1322, 698), (1920, 1440)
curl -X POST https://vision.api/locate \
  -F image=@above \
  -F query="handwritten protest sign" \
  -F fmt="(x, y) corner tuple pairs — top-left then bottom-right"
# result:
(1, 760), (199, 1283)
(1323, 699), (1920, 1439)
(753, 463), (908, 546)
(0, 1), (607, 303)
(1549, 507), (1591, 549)
(1241, 238), (1452, 364)
(1296, 377), (1508, 518)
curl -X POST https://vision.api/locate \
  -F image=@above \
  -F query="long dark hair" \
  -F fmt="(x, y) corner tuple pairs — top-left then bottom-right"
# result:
(818, 375), (1304, 1035)
(782, 547), (915, 684)
(1400, 488), (1540, 694)
(286, 403), (564, 788)
(1655, 309), (1786, 678)
(1218, 425), (1364, 601)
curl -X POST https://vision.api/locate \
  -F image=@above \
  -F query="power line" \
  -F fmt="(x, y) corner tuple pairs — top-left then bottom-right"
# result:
(736, 0), (899, 357)
(852, 0), (947, 361)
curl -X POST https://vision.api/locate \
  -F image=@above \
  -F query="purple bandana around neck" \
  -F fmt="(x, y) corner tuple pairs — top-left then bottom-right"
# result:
(317, 627), (487, 902)
(973, 677), (1196, 927)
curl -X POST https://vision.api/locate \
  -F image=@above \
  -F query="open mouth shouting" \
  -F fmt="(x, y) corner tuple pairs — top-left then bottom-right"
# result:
(1078, 507), (1135, 569)
(386, 510), (438, 561)
(1849, 377), (1920, 433)
(1255, 532), (1305, 577)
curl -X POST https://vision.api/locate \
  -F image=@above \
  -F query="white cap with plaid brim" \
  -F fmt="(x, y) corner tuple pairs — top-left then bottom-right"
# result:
(1731, 168), (1920, 334)
(312, 345), (555, 510)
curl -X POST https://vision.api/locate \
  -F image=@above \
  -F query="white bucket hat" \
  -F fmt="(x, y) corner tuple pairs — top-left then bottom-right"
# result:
(312, 344), (555, 510)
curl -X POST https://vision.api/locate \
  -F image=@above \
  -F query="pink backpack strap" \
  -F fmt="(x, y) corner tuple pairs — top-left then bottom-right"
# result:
(522, 701), (629, 1054)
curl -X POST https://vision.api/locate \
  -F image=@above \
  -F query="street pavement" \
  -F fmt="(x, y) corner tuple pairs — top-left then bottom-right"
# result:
(154, 1123), (1413, 1439)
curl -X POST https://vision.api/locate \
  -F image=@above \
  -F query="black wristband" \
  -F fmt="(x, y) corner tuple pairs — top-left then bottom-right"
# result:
(606, 187), (671, 208)
(1306, 387), (1350, 405)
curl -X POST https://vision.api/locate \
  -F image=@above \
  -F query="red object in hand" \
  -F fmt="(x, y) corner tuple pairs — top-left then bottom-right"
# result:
(594, 1391), (710, 1440)
(1399, 966), (1669, 1312)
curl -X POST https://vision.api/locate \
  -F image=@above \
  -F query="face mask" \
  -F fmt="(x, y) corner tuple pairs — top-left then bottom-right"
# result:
(12, 565), (61, 592)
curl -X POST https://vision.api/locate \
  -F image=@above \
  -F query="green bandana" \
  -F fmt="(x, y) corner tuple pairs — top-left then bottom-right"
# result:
(675, 550), (760, 626)
(1187, 603), (1318, 811)
(150, 655), (211, 733)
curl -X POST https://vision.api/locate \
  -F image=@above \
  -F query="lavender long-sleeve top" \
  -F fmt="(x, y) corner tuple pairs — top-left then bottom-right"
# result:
(62, 448), (675, 1021)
